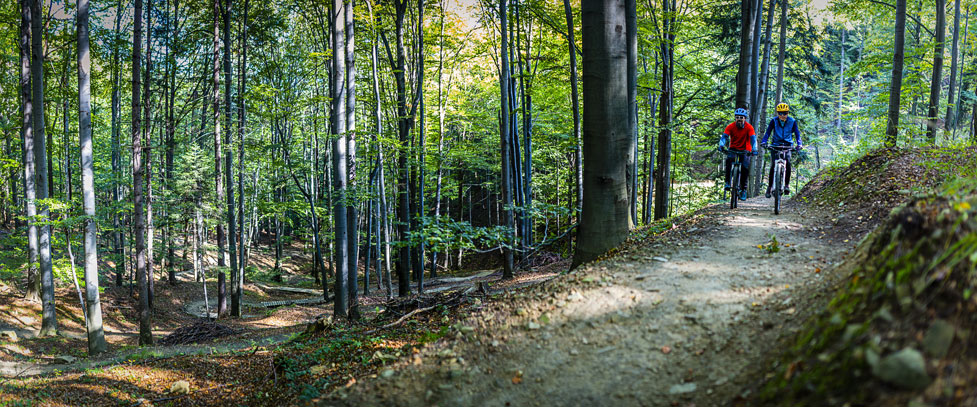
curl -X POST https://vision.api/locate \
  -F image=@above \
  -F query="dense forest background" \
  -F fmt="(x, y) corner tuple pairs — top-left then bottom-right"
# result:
(0, 0), (974, 351)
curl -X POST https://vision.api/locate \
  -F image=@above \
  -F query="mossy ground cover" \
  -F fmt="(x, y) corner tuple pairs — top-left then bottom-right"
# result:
(755, 147), (977, 406)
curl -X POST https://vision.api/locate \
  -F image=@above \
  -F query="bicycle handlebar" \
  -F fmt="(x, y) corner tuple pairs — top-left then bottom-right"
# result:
(762, 144), (799, 151)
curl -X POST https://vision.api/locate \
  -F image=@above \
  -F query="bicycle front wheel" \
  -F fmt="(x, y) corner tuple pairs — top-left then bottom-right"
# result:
(773, 165), (783, 215)
(730, 165), (739, 209)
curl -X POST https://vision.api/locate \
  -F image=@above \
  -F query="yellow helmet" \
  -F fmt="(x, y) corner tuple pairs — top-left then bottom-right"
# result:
(776, 103), (790, 113)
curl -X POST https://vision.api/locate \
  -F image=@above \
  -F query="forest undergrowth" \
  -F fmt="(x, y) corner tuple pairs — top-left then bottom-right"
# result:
(754, 146), (977, 406)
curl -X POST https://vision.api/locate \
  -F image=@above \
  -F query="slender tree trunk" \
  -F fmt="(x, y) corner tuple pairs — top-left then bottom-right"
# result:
(77, 0), (107, 355)
(144, 0), (155, 312)
(393, 0), (412, 296)
(926, 0), (946, 141)
(219, 0), (239, 318)
(775, 0), (786, 104)
(213, 0), (227, 269)
(345, 0), (359, 318)
(886, 0), (908, 147)
(332, 0), (349, 317)
(563, 0), (582, 231)
(654, 0), (675, 221)
(236, 0), (248, 313)
(111, 0), (125, 288)
(736, 0), (755, 110)
(499, 0), (516, 278)
(572, 0), (630, 267)
(21, 0), (40, 303)
(837, 28), (845, 131)
(132, 0), (152, 345)
(945, 0), (961, 130)
(749, 0), (763, 124)
(626, 0), (637, 226)
(31, 0), (57, 337)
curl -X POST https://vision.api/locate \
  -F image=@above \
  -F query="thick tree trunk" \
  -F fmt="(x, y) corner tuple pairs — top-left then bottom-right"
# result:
(31, 0), (57, 337)
(886, 0), (908, 147)
(926, 0), (946, 141)
(572, 0), (630, 267)
(77, 0), (107, 355)
(20, 0), (40, 303)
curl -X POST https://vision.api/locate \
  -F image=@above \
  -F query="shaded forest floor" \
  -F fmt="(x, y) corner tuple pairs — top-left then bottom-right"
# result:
(3, 147), (974, 406)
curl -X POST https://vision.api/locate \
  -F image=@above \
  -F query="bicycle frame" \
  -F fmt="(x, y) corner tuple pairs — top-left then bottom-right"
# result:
(765, 145), (795, 215)
(726, 150), (750, 209)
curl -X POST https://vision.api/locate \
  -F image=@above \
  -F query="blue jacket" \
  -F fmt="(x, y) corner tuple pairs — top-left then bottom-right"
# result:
(762, 117), (802, 147)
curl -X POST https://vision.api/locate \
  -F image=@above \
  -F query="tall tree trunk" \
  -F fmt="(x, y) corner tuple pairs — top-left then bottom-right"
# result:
(236, 0), (248, 315)
(221, 0), (239, 318)
(499, 0), (516, 277)
(132, 0), (152, 345)
(775, 0), (786, 104)
(31, 0), (57, 337)
(20, 0), (40, 303)
(926, 0), (946, 141)
(393, 0), (412, 296)
(626, 0), (637, 226)
(144, 0), (155, 312)
(111, 0), (125, 288)
(945, 0), (961, 130)
(736, 0), (755, 110)
(77, 0), (107, 355)
(886, 0), (908, 147)
(213, 0), (227, 270)
(345, 0), (359, 318)
(332, 0), (349, 317)
(572, 0), (630, 267)
(563, 0), (582, 233)
(654, 0), (675, 221)
(752, 0), (776, 195)
(837, 28), (845, 131)
(749, 0), (763, 124)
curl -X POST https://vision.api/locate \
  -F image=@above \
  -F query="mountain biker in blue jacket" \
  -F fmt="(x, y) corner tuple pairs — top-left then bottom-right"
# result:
(718, 107), (758, 202)
(761, 103), (803, 198)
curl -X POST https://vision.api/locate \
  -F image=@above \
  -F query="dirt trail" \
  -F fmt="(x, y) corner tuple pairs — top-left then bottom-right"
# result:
(332, 197), (852, 407)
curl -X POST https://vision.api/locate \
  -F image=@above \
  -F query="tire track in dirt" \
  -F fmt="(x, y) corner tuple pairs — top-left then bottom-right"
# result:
(330, 198), (852, 407)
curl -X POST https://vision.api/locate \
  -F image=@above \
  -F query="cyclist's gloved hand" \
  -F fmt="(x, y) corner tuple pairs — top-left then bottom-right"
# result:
(752, 150), (759, 156)
(761, 143), (769, 150)
(796, 145), (804, 151)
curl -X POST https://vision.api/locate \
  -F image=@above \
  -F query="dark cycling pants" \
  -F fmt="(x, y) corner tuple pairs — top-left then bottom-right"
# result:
(724, 152), (751, 189)
(766, 149), (792, 191)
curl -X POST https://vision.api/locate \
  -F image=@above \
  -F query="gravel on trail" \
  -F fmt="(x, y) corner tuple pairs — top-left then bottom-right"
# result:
(326, 197), (854, 407)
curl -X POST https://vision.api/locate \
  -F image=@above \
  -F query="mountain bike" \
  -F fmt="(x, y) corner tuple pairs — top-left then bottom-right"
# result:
(725, 149), (750, 209)
(765, 144), (798, 215)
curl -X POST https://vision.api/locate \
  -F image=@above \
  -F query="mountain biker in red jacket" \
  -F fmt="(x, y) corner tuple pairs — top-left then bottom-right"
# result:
(761, 103), (804, 198)
(718, 107), (758, 202)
